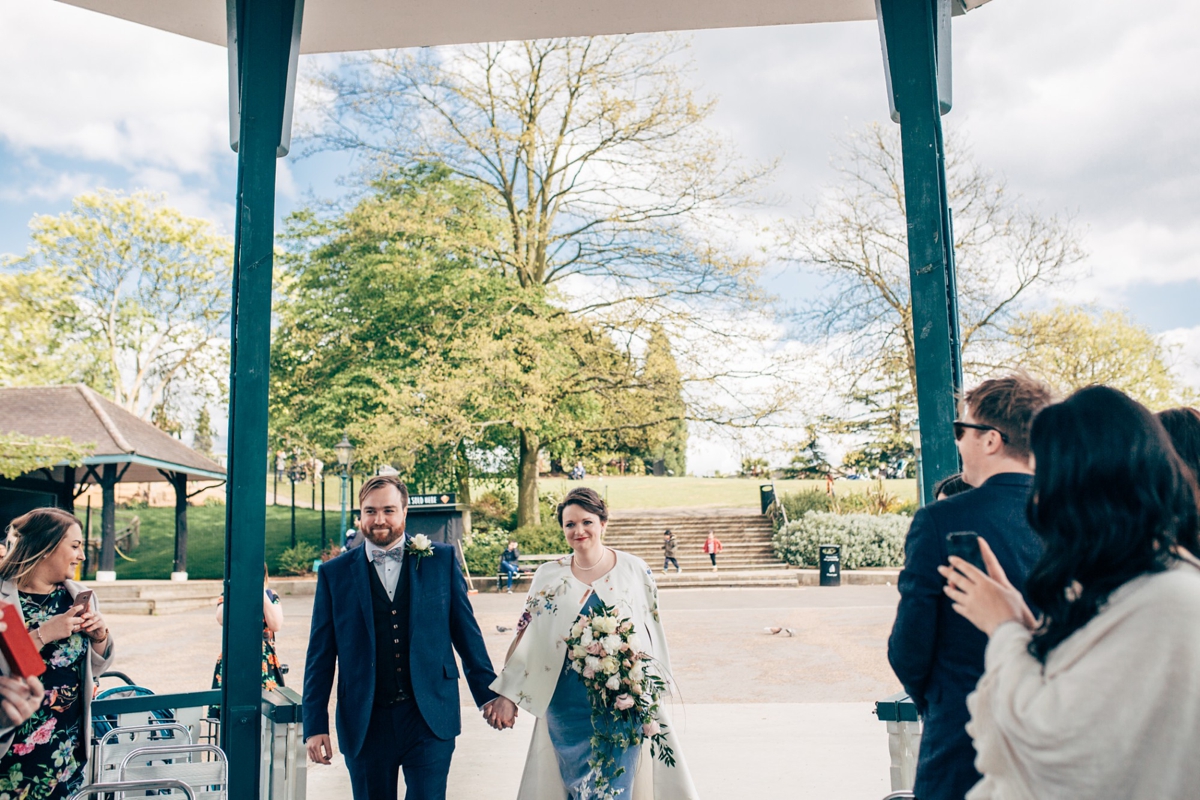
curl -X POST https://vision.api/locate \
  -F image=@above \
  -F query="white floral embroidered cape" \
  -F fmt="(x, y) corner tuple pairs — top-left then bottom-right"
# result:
(490, 549), (699, 800)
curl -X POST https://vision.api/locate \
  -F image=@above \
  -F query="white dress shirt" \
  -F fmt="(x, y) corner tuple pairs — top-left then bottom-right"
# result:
(364, 536), (406, 601)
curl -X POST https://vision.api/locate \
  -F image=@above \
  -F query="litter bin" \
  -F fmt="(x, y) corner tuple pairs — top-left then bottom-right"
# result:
(261, 687), (306, 800)
(875, 691), (922, 791)
(819, 544), (841, 586)
(759, 484), (776, 515)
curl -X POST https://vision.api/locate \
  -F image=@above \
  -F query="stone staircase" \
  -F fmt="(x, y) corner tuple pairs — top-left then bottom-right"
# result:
(85, 580), (223, 615)
(603, 508), (797, 589)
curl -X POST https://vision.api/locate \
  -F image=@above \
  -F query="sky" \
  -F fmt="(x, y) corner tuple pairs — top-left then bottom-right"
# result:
(2, 0), (1198, 474)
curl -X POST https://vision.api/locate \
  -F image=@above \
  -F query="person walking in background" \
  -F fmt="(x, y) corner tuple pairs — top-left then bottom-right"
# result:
(888, 375), (1052, 800)
(703, 531), (723, 571)
(0, 508), (115, 799)
(212, 563), (286, 714)
(662, 530), (681, 574)
(944, 386), (1200, 799)
(499, 540), (521, 594)
(303, 475), (501, 800)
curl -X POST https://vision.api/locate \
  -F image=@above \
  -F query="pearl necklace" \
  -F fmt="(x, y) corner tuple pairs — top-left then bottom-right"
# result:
(573, 548), (609, 572)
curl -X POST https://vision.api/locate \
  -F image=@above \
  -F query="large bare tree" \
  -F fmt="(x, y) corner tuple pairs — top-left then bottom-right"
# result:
(305, 36), (792, 524)
(789, 123), (1086, 457)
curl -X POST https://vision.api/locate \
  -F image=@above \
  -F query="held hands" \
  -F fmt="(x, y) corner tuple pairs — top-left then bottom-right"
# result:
(482, 697), (518, 731)
(306, 734), (334, 765)
(939, 537), (1037, 637)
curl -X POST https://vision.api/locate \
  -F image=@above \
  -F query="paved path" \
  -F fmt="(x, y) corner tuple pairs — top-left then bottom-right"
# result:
(104, 585), (903, 799)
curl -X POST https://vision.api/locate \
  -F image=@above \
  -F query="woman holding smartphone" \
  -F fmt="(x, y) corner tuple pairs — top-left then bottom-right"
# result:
(0, 508), (115, 799)
(943, 387), (1200, 799)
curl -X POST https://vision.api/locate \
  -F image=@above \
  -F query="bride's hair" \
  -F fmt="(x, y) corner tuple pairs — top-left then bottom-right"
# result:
(556, 487), (608, 525)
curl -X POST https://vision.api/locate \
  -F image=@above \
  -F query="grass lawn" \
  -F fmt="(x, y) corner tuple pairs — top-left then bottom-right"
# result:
(95, 505), (333, 581)
(538, 476), (917, 510)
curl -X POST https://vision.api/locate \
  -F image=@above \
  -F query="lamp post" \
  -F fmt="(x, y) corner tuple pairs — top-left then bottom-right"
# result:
(910, 421), (925, 508)
(335, 433), (355, 547)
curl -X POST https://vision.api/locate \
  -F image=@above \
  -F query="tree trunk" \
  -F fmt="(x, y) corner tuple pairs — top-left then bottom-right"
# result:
(517, 429), (540, 528)
(455, 440), (473, 542)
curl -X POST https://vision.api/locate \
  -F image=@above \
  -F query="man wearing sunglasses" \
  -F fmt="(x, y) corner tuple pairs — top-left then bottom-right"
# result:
(888, 375), (1052, 800)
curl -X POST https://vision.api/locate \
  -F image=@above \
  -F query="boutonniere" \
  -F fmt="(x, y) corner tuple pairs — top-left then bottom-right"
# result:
(406, 534), (434, 569)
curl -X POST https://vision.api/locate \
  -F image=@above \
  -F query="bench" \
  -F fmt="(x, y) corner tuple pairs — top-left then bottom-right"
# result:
(496, 554), (567, 590)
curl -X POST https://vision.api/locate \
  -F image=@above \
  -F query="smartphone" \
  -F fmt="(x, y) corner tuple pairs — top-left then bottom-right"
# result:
(946, 532), (987, 573)
(70, 590), (94, 615)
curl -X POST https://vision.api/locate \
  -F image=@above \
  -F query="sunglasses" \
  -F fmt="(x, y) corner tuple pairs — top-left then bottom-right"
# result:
(953, 420), (1010, 444)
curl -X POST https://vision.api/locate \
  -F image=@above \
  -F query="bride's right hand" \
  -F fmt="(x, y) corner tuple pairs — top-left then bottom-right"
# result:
(484, 697), (518, 730)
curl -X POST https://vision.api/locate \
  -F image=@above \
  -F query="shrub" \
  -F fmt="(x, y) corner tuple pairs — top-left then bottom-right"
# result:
(777, 489), (834, 521)
(772, 512), (910, 569)
(461, 519), (569, 577)
(471, 489), (517, 533)
(277, 542), (321, 575)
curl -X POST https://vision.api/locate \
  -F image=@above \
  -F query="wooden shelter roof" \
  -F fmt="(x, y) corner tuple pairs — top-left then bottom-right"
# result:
(0, 384), (226, 483)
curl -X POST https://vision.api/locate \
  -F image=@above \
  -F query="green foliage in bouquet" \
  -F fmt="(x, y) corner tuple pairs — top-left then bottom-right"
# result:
(564, 600), (674, 799)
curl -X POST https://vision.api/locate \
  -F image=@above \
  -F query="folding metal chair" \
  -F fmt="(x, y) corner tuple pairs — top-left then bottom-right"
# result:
(68, 779), (196, 800)
(91, 722), (193, 784)
(118, 743), (228, 800)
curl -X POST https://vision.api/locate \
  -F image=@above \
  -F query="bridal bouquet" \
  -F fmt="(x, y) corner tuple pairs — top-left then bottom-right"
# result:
(564, 600), (675, 798)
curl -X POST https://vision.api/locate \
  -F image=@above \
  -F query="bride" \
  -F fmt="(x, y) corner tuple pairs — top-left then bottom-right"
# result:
(486, 488), (698, 800)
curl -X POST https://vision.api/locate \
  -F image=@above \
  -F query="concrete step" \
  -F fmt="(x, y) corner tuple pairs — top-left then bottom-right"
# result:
(88, 580), (223, 616)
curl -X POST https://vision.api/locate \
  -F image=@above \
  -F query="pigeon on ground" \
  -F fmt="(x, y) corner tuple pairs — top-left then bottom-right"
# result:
(764, 627), (796, 636)
(496, 625), (511, 633)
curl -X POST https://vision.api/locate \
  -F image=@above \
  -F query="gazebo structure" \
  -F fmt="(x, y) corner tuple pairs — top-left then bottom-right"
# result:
(0, 384), (226, 580)
(51, 0), (988, 791)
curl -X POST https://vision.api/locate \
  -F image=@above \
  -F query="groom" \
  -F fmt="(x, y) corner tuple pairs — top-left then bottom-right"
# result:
(303, 475), (505, 800)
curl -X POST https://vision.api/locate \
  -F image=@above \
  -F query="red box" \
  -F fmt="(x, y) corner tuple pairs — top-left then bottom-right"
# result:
(0, 602), (46, 679)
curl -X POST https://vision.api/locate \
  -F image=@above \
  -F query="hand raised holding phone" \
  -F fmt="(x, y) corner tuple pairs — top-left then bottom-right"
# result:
(35, 606), (84, 644)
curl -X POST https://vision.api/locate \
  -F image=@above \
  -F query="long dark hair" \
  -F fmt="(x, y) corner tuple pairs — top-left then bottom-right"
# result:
(1158, 407), (1200, 482)
(0, 507), (82, 584)
(1025, 386), (1200, 662)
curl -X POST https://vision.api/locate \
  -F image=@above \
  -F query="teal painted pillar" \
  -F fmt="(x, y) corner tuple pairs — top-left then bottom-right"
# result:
(878, 0), (963, 505)
(221, 0), (301, 792)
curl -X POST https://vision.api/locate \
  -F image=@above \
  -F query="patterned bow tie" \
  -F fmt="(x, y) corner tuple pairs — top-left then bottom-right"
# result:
(372, 547), (403, 564)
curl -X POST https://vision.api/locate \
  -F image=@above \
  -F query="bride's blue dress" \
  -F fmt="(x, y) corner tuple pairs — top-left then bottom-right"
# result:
(545, 592), (641, 799)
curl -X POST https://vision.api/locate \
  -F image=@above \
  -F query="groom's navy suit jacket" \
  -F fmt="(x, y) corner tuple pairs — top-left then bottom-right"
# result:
(302, 541), (498, 758)
(888, 473), (1043, 800)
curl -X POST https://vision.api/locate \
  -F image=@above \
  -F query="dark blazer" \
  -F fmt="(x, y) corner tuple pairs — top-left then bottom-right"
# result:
(302, 541), (498, 758)
(887, 473), (1043, 800)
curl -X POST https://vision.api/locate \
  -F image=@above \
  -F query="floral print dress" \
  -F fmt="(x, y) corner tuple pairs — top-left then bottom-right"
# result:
(209, 588), (285, 716)
(0, 587), (88, 800)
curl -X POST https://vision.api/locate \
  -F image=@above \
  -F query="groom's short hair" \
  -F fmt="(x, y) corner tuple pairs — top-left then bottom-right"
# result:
(358, 475), (409, 509)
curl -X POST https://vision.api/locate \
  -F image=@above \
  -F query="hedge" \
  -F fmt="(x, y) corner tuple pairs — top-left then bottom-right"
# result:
(772, 512), (910, 569)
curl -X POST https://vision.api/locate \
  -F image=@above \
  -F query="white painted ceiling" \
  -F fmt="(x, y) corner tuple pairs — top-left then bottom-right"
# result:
(57, 0), (883, 54)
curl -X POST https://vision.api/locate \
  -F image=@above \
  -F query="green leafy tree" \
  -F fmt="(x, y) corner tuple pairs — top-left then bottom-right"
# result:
(0, 433), (94, 480)
(306, 35), (778, 525)
(0, 265), (88, 387)
(1004, 304), (1188, 409)
(781, 429), (831, 479)
(22, 190), (233, 419)
(193, 407), (216, 458)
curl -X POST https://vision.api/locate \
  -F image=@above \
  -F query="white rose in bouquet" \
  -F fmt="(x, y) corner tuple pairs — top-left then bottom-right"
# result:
(630, 682), (643, 695)
(625, 632), (642, 652)
(605, 675), (622, 691)
(585, 655), (602, 672)
(572, 645), (588, 660)
(600, 656), (620, 674)
(580, 628), (594, 646)
(593, 616), (619, 634)
(629, 663), (645, 682)
(571, 619), (587, 638)
(601, 634), (623, 655)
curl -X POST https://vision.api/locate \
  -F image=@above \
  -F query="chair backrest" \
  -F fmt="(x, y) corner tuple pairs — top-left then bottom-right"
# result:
(880, 793), (917, 799)
(93, 722), (193, 783)
(118, 743), (228, 800)
(67, 779), (196, 800)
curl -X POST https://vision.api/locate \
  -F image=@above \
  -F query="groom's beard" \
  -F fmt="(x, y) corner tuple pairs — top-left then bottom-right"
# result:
(361, 519), (406, 547)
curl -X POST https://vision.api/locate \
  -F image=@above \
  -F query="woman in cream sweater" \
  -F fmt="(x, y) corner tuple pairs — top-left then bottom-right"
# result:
(943, 386), (1200, 800)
